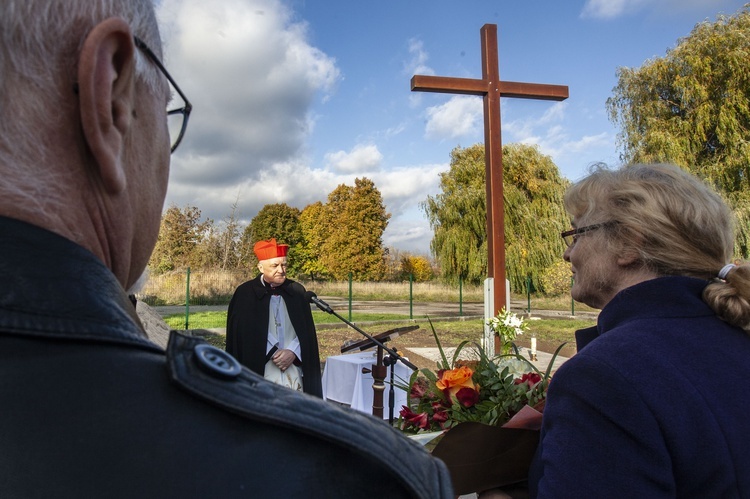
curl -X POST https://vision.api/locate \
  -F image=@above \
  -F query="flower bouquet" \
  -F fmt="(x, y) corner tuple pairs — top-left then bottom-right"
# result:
(397, 318), (565, 495)
(487, 307), (529, 355)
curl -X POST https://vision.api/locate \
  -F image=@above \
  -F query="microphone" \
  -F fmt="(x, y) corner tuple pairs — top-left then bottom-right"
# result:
(305, 291), (333, 314)
(304, 290), (417, 372)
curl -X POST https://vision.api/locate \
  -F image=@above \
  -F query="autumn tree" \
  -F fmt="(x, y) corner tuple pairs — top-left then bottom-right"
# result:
(218, 199), (242, 270)
(423, 143), (569, 291)
(607, 6), (750, 256)
(197, 200), (242, 270)
(400, 255), (434, 282)
(320, 178), (390, 280)
(298, 202), (330, 280)
(148, 204), (214, 273)
(382, 247), (405, 280)
(193, 224), (223, 270)
(240, 203), (303, 275)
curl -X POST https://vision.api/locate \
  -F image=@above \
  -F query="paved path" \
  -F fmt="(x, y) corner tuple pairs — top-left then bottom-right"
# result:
(155, 298), (597, 322)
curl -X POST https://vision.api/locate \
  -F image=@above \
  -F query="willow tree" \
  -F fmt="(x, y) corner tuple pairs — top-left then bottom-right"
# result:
(422, 145), (487, 286)
(423, 143), (569, 291)
(607, 5), (750, 257)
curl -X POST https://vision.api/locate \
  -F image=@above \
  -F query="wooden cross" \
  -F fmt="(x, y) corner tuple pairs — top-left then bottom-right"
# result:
(412, 23), (568, 325)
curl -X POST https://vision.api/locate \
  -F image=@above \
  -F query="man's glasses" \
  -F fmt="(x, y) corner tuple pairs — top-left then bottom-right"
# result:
(561, 223), (610, 247)
(134, 36), (192, 153)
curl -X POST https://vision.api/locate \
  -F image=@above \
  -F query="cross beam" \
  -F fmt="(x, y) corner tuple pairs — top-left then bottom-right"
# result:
(412, 24), (568, 330)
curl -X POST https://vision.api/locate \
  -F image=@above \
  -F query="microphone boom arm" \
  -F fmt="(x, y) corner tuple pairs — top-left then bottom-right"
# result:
(309, 293), (417, 371)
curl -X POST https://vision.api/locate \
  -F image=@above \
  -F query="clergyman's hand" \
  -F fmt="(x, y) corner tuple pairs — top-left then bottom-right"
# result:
(272, 349), (297, 372)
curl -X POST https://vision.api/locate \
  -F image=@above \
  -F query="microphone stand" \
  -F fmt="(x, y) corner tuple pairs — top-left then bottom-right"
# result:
(383, 350), (399, 425)
(312, 298), (417, 419)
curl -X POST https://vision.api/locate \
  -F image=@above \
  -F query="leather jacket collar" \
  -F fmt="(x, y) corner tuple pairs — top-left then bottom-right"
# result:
(0, 216), (160, 352)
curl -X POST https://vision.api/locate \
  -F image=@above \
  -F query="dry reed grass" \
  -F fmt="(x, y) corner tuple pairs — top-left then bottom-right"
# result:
(136, 269), (594, 314)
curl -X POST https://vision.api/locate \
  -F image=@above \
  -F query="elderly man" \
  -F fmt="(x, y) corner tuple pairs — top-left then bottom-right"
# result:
(226, 238), (323, 397)
(0, 2), (453, 497)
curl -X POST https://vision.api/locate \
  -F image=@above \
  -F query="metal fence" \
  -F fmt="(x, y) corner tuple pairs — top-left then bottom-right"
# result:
(136, 269), (249, 306)
(135, 269), (484, 309)
(136, 268), (583, 328)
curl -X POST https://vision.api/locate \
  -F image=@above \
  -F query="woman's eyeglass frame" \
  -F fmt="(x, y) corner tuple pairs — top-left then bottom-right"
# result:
(561, 222), (613, 247)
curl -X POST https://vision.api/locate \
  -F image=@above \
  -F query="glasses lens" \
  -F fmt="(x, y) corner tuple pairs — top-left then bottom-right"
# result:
(167, 109), (186, 152)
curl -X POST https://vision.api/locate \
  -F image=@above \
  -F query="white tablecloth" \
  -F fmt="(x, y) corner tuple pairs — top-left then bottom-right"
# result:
(322, 351), (411, 419)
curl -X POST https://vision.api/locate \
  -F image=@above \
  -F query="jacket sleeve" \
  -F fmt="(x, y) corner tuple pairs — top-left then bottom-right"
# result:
(530, 353), (673, 498)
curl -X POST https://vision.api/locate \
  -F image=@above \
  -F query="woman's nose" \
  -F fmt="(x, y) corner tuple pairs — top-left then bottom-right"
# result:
(563, 245), (572, 262)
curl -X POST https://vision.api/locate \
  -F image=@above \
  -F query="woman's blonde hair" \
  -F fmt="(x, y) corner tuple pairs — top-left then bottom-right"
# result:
(566, 163), (750, 331)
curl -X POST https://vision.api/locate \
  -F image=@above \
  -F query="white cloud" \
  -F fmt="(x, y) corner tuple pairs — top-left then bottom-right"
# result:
(373, 163), (448, 254)
(370, 163), (446, 217)
(580, 0), (633, 19)
(382, 219), (434, 254)
(537, 101), (567, 125)
(424, 96), (484, 140)
(405, 38), (434, 109)
(154, 0), (446, 255)
(156, 0), (340, 189)
(580, 0), (733, 20)
(404, 38), (434, 76)
(498, 100), (615, 181)
(164, 158), (336, 224)
(324, 144), (383, 173)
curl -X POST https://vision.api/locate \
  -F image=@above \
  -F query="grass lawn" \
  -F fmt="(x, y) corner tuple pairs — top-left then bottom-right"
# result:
(164, 310), (411, 329)
(164, 311), (595, 367)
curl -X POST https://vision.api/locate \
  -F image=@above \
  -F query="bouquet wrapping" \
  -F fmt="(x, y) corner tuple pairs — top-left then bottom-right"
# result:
(398, 316), (565, 495)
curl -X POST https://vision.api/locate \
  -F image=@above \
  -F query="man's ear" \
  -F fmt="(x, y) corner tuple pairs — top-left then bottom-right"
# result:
(77, 17), (137, 194)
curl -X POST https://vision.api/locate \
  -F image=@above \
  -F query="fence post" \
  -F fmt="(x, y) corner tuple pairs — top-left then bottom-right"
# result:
(570, 276), (575, 316)
(409, 274), (413, 320)
(185, 267), (191, 330)
(348, 272), (353, 322)
(459, 276), (463, 317)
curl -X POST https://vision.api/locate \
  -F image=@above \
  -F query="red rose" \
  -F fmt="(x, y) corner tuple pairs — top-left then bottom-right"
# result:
(514, 372), (542, 388)
(454, 386), (480, 407)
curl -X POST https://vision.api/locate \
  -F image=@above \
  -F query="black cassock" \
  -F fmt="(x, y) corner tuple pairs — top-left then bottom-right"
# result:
(226, 276), (323, 397)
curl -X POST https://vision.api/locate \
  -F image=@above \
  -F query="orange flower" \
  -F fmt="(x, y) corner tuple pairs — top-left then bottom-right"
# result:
(436, 365), (474, 390)
(436, 366), (480, 407)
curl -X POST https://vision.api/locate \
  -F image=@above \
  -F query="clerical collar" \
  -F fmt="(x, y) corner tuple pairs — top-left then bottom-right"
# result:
(261, 276), (282, 294)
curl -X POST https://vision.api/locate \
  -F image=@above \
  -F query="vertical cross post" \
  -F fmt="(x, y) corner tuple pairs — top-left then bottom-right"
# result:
(412, 24), (568, 338)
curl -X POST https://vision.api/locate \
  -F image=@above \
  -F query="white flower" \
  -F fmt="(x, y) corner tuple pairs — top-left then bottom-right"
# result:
(486, 307), (528, 344)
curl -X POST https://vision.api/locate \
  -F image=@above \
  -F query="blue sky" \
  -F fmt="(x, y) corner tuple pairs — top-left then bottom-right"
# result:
(156, 0), (746, 255)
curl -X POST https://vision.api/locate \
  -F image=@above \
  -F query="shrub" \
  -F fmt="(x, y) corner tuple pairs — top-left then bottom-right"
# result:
(538, 260), (571, 296)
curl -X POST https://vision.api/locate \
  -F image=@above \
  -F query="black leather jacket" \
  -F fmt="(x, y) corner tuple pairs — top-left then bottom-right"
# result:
(0, 216), (453, 498)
